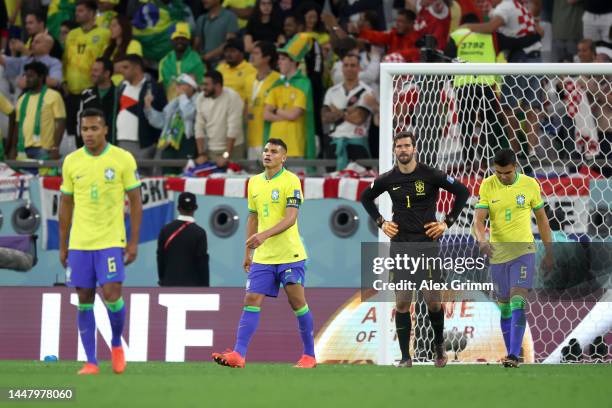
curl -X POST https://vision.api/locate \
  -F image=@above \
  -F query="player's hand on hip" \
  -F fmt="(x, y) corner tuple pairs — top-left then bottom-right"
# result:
(246, 232), (266, 249)
(382, 221), (399, 239)
(124, 242), (138, 265)
(478, 241), (493, 258)
(424, 221), (447, 240)
(59, 246), (68, 268)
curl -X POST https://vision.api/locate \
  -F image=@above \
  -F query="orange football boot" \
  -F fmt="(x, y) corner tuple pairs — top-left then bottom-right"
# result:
(112, 346), (126, 374)
(77, 363), (99, 375)
(294, 354), (317, 368)
(212, 349), (245, 368)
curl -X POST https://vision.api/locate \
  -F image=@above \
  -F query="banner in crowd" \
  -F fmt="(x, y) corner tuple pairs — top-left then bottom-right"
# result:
(39, 177), (174, 250)
(0, 288), (608, 363)
(0, 175), (30, 202)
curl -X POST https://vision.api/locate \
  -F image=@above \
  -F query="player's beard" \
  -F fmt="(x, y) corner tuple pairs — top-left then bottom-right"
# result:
(397, 152), (413, 165)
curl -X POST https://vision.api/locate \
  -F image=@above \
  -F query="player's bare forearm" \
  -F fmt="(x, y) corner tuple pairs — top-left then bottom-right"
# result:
(127, 188), (142, 245)
(58, 194), (74, 267)
(534, 207), (553, 250)
(359, 185), (383, 224)
(277, 108), (304, 122)
(245, 212), (258, 253)
(247, 208), (298, 248)
(473, 208), (489, 243)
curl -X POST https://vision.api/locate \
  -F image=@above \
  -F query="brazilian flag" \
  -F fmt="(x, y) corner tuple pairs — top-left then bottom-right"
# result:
(132, 0), (187, 61)
(46, 0), (76, 42)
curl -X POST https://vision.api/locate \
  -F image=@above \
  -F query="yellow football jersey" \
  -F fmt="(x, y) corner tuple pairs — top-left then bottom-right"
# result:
(60, 144), (141, 250)
(264, 84), (307, 157)
(476, 173), (544, 263)
(217, 60), (257, 101)
(245, 70), (280, 148)
(63, 26), (111, 94)
(247, 168), (306, 264)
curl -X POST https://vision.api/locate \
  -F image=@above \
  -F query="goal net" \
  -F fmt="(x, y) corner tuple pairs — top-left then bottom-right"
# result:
(376, 63), (612, 364)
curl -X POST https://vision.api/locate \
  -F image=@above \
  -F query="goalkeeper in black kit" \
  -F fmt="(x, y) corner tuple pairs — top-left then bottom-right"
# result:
(360, 132), (470, 367)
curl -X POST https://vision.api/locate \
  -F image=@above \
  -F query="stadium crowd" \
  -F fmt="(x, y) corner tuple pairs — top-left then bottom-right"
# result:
(0, 0), (608, 173)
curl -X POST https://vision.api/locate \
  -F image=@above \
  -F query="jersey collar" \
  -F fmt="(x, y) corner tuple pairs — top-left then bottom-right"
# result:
(262, 167), (284, 181)
(83, 143), (110, 157)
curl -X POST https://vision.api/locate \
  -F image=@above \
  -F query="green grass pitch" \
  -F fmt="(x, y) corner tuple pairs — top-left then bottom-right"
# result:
(0, 361), (609, 408)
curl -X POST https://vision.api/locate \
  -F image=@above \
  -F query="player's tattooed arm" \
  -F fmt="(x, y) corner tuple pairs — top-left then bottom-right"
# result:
(244, 212), (258, 273)
(534, 206), (554, 274)
(473, 208), (492, 258)
(246, 207), (298, 249)
(58, 193), (74, 268)
(125, 188), (142, 265)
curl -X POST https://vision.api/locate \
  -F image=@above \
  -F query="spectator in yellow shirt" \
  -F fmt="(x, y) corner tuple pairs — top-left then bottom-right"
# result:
(11, 62), (66, 160)
(244, 41), (280, 159)
(216, 38), (256, 102)
(0, 93), (15, 160)
(63, 0), (110, 143)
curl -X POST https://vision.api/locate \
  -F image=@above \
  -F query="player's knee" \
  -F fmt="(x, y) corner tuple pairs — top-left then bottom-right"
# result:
(395, 302), (410, 313)
(76, 289), (95, 304)
(244, 292), (264, 307)
(510, 295), (526, 311)
(498, 302), (512, 319)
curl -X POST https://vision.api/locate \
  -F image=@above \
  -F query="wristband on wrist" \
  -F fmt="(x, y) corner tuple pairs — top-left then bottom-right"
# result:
(376, 216), (385, 228)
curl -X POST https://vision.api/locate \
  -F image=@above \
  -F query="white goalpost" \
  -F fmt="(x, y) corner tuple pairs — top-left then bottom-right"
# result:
(376, 63), (612, 365)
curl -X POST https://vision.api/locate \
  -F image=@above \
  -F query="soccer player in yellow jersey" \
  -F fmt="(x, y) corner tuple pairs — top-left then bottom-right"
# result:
(59, 108), (142, 375)
(212, 138), (316, 369)
(473, 149), (553, 368)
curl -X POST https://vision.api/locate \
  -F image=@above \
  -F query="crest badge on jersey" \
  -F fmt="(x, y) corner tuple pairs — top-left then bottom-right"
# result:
(271, 189), (280, 202)
(415, 180), (425, 195)
(104, 168), (115, 181)
(516, 194), (526, 207)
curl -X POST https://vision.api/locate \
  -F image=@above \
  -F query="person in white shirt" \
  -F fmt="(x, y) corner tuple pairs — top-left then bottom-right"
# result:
(321, 53), (374, 170)
(194, 70), (245, 167)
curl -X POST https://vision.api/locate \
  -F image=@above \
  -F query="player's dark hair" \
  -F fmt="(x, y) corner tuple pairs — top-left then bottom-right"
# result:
(254, 41), (278, 68)
(393, 131), (416, 148)
(267, 138), (288, 152)
(95, 57), (113, 74)
(205, 70), (224, 86)
(461, 13), (480, 24)
(116, 53), (144, 69)
(80, 108), (107, 125)
(397, 9), (416, 22)
(76, 0), (98, 12)
(493, 148), (517, 166)
(26, 10), (47, 23)
(24, 61), (48, 79)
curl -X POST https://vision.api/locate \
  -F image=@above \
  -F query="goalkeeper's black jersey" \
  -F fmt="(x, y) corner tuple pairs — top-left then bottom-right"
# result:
(360, 163), (469, 242)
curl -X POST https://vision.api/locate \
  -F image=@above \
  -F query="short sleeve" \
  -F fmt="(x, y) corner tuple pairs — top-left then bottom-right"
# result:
(122, 152), (142, 191)
(247, 178), (257, 213)
(490, 2), (510, 25)
(475, 180), (489, 209)
(322, 88), (332, 108)
(285, 176), (302, 209)
(50, 92), (66, 119)
(60, 156), (73, 195)
(0, 94), (14, 115)
(294, 88), (307, 110)
(530, 179), (544, 210)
